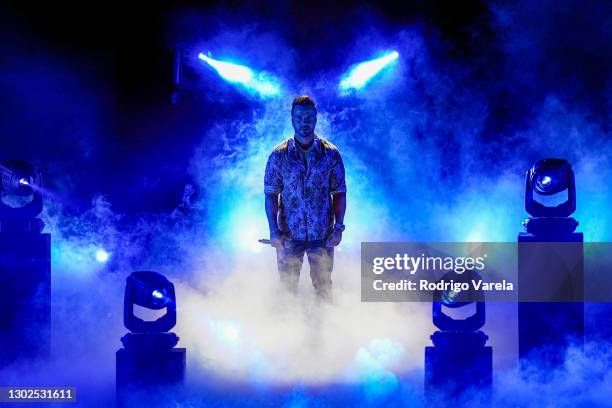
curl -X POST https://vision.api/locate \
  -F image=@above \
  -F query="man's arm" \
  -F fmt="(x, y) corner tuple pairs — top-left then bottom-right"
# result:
(264, 149), (287, 248)
(265, 193), (287, 248)
(326, 147), (347, 247)
(265, 193), (280, 233)
(332, 192), (346, 224)
(326, 192), (346, 247)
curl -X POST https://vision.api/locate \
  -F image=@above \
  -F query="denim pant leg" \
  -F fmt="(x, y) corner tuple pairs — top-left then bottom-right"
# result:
(276, 242), (306, 294)
(306, 244), (334, 300)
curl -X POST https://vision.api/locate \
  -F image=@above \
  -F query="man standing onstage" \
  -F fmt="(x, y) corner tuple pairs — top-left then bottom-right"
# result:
(264, 95), (347, 301)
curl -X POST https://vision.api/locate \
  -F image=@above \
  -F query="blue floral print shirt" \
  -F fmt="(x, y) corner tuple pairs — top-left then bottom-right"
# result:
(264, 135), (346, 240)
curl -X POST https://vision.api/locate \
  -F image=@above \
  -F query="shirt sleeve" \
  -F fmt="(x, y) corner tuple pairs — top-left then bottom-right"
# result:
(329, 150), (347, 194)
(264, 150), (283, 194)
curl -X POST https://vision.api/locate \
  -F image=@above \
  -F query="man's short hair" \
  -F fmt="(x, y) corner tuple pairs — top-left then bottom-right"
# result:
(291, 95), (317, 114)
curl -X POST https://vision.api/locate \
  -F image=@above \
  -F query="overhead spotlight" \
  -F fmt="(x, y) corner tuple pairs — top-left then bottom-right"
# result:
(523, 158), (578, 235)
(121, 271), (179, 350)
(0, 160), (43, 232)
(339, 50), (399, 93)
(170, 48), (182, 105)
(198, 52), (281, 98)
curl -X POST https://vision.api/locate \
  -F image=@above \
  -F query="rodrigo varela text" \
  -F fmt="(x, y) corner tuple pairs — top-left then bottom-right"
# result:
(372, 279), (513, 291)
(371, 253), (512, 292)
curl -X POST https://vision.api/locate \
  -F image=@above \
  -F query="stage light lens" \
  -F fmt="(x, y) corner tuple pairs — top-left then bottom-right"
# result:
(19, 178), (29, 185)
(95, 249), (110, 262)
(441, 290), (459, 306)
(529, 159), (571, 195)
(534, 174), (557, 194)
(150, 288), (169, 307)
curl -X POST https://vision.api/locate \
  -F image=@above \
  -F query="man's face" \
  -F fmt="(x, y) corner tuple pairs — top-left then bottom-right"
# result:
(291, 104), (317, 141)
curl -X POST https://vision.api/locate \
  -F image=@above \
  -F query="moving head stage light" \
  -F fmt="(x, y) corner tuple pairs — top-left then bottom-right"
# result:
(523, 158), (578, 236)
(117, 272), (185, 405)
(425, 270), (492, 398)
(430, 270), (487, 349)
(0, 160), (49, 365)
(0, 160), (43, 232)
(122, 271), (179, 350)
(518, 158), (583, 367)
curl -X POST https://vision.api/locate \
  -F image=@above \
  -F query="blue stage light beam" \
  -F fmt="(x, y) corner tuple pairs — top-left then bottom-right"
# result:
(198, 53), (281, 98)
(339, 51), (399, 93)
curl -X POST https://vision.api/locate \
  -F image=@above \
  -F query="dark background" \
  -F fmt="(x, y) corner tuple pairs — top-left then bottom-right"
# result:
(1, 0), (611, 218)
(0, 0), (495, 212)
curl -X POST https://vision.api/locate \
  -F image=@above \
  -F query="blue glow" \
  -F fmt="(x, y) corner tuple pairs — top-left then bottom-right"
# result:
(10, 8), (612, 406)
(198, 53), (281, 98)
(152, 289), (163, 299)
(285, 390), (309, 408)
(224, 199), (267, 253)
(19, 178), (29, 185)
(350, 338), (403, 401)
(210, 320), (243, 346)
(339, 51), (399, 92)
(95, 249), (109, 263)
(541, 175), (552, 185)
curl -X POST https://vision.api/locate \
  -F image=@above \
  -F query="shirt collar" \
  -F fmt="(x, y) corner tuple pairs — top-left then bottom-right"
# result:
(289, 134), (323, 158)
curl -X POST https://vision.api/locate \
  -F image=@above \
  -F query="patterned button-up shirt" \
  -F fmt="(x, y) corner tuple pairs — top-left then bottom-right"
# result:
(264, 135), (346, 241)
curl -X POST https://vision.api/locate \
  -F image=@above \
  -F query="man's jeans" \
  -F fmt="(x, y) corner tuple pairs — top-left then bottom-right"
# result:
(276, 240), (333, 300)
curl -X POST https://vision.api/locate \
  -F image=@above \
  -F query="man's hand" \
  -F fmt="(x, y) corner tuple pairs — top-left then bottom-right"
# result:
(270, 230), (289, 249)
(325, 229), (343, 247)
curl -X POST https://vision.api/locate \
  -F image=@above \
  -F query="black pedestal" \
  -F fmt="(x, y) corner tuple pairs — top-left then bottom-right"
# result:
(518, 232), (584, 367)
(0, 232), (51, 366)
(116, 347), (186, 407)
(425, 331), (492, 398)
